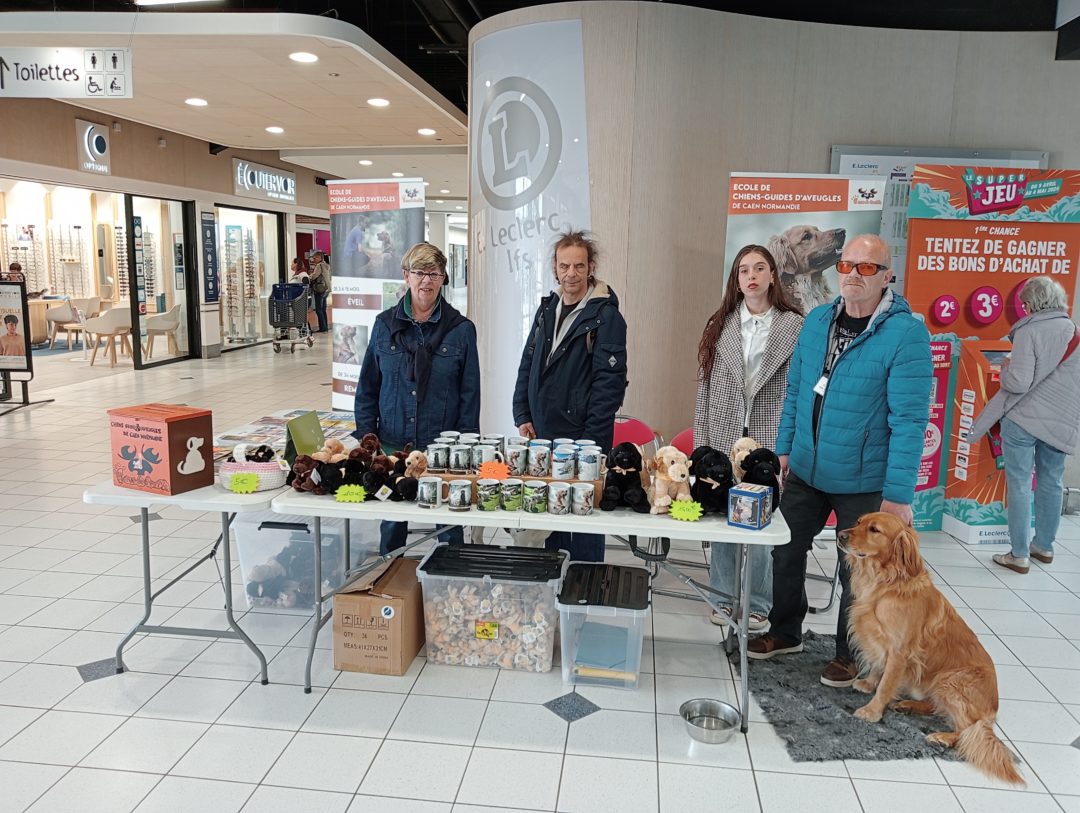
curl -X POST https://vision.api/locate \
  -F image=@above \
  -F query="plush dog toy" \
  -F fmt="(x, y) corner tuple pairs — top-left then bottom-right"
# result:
(740, 447), (782, 510)
(311, 438), (348, 465)
(689, 445), (735, 514)
(599, 442), (651, 513)
(730, 436), (761, 481)
(403, 449), (428, 478)
(362, 454), (395, 498)
(647, 445), (692, 515)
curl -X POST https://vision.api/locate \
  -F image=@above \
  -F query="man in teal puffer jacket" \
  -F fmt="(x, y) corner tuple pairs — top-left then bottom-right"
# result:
(747, 234), (932, 689)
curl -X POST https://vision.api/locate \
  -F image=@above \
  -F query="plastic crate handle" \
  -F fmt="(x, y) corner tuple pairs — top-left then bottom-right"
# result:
(257, 521), (310, 533)
(627, 535), (670, 562)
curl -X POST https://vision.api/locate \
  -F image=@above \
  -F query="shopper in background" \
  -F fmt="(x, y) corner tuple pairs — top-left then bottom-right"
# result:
(309, 251), (331, 333)
(2, 262), (24, 283)
(288, 257), (309, 283)
(355, 241), (480, 554)
(748, 234), (932, 690)
(513, 230), (629, 562)
(694, 244), (803, 630)
(970, 276), (1080, 574)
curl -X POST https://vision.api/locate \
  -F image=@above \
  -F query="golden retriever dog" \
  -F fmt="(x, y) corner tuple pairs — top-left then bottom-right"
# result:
(767, 224), (846, 312)
(838, 513), (1023, 786)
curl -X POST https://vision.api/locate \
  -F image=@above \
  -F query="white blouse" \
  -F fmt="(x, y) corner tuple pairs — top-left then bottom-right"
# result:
(740, 302), (774, 412)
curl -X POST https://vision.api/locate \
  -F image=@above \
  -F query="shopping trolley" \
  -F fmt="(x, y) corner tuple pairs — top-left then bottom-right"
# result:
(269, 282), (314, 354)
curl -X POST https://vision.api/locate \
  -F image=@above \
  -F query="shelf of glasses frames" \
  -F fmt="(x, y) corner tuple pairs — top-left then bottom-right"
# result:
(47, 223), (89, 298)
(1, 223), (48, 292)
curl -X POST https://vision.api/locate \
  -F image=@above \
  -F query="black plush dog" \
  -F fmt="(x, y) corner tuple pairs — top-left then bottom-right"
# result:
(599, 442), (650, 513)
(689, 445), (735, 514)
(740, 447), (782, 510)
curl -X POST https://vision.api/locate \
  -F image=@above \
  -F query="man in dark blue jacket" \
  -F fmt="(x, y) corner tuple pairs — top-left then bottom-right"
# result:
(747, 234), (932, 689)
(513, 231), (629, 562)
(354, 242), (481, 553)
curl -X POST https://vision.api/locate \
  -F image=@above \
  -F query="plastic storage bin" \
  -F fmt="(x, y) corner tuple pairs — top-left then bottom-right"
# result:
(557, 563), (650, 690)
(235, 511), (377, 611)
(417, 544), (565, 672)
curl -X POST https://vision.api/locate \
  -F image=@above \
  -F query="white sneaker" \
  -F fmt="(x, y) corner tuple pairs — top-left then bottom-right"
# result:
(749, 612), (770, 631)
(709, 606), (733, 626)
(992, 552), (1030, 574)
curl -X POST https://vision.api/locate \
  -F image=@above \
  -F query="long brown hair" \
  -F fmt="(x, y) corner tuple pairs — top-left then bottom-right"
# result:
(697, 244), (801, 380)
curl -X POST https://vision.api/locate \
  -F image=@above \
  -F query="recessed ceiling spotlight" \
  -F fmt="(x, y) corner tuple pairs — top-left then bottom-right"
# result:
(367, 98), (390, 108)
(438, 189), (449, 194)
(455, 206), (463, 210)
(328, 72), (340, 78)
(418, 128), (436, 136)
(265, 126), (284, 134)
(423, 182), (430, 186)
(358, 159), (373, 166)
(435, 200), (444, 204)
(391, 172), (404, 177)
(289, 51), (318, 63)
(185, 97), (208, 107)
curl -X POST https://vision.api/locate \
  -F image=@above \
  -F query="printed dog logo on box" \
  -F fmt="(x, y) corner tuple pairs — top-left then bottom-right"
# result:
(177, 437), (207, 476)
(119, 445), (162, 475)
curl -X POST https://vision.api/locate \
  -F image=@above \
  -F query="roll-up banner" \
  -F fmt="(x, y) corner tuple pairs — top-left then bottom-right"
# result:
(724, 173), (887, 314)
(326, 179), (425, 411)
(470, 18), (592, 434)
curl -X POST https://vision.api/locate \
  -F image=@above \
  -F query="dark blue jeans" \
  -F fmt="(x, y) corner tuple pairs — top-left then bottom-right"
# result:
(380, 521), (463, 555)
(314, 291), (329, 333)
(545, 531), (605, 562)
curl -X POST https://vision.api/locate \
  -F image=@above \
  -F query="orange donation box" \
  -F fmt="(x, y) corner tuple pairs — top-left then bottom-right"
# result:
(943, 340), (1017, 545)
(108, 403), (214, 495)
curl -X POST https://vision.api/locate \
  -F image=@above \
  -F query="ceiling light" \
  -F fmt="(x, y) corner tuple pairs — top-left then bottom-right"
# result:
(289, 51), (318, 63)
(265, 126), (284, 134)
(435, 200), (444, 204)
(392, 172), (404, 178)
(367, 98), (390, 108)
(439, 189), (450, 194)
(185, 97), (208, 107)
(418, 128), (436, 136)
(423, 182), (430, 187)
(456, 206), (463, 210)
(358, 159), (373, 166)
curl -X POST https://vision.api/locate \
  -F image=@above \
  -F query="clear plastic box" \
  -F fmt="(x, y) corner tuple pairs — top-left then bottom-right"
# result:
(417, 545), (565, 672)
(235, 511), (377, 611)
(557, 563), (650, 690)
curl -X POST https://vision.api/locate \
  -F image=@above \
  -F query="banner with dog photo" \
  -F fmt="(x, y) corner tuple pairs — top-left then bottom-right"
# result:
(724, 173), (887, 314)
(326, 179), (425, 411)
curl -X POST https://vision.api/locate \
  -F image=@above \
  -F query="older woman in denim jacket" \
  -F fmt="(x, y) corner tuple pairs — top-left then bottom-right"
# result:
(970, 276), (1080, 574)
(354, 242), (481, 554)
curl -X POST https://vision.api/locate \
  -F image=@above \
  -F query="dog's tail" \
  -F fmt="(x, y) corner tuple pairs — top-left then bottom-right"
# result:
(956, 718), (1024, 786)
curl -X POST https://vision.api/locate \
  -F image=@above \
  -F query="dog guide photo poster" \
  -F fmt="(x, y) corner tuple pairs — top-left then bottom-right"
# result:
(724, 173), (886, 314)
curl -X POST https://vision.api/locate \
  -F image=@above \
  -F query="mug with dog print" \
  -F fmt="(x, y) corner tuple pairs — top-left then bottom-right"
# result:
(476, 479), (502, 511)
(449, 445), (472, 473)
(527, 445), (551, 476)
(426, 444), (450, 472)
(548, 482), (571, 515)
(523, 480), (548, 514)
(505, 444), (528, 476)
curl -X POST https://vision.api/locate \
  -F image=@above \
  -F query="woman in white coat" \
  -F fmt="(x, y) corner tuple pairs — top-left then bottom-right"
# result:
(694, 244), (803, 628)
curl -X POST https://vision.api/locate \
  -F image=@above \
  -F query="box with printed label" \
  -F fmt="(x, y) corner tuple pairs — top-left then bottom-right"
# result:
(333, 557), (424, 676)
(727, 483), (773, 530)
(107, 403), (214, 495)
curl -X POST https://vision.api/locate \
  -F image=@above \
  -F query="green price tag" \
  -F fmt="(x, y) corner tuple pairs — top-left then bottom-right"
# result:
(229, 473), (259, 494)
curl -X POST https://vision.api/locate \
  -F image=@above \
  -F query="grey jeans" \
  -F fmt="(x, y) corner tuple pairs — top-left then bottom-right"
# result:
(709, 541), (773, 615)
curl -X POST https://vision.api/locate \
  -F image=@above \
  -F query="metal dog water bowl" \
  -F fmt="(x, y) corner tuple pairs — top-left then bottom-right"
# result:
(679, 698), (741, 744)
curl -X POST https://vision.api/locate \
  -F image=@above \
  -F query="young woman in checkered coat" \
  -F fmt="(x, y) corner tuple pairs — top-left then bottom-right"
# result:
(694, 244), (803, 629)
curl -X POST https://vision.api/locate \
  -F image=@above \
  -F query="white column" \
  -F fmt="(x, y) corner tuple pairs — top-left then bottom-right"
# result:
(427, 212), (449, 254)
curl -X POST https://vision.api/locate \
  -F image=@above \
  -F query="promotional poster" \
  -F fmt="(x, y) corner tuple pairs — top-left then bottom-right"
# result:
(912, 340), (957, 532)
(326, 179), (425, 411)
(0, 281), (31, 373)
(905, 166), (1080, 339)
(724, 173), (887, 314)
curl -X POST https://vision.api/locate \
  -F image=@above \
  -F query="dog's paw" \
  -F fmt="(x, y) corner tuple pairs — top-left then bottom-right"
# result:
(853, 704), (883, 723)
(852, 678), (877, 694)
(926, 731), (958, 748)
(657, 495), (672, 507)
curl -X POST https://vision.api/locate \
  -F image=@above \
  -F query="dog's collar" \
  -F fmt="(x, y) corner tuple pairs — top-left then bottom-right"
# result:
(613, 466), (635, 476)
(699, 476), (722, 489)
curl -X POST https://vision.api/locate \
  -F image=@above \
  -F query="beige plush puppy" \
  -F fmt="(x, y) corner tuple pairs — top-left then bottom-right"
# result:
(730, 437), (761, 481)
(646, 445), (692, 514)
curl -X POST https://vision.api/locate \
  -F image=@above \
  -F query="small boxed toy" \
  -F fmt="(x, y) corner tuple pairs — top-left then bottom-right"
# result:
(727, 483), (773, 530)
(107, 403), (214, 495)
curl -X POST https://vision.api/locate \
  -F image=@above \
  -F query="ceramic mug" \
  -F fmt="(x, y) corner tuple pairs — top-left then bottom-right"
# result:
(523, 480), (548, 514)
(572, 482), (595, 516)
(574, 439), (596, 449)
(548, 482), (571, 515)
(417, 475), (444, 508)
(553, 437), (575, 448)
(508, 435), (530, 448)
(472, 444), (504, 470)
(449, 445), (472, 473)
(476, 478), (502, 511)
(528, 438), (552, 447)
(426, 443), (450, 472)
(447, 479), (472, 511)
(576, 447), (601, 481)
(505, 444), (528, 476)
(501, 478), (524, 511)
(527, 445), (551, 477)
(439, 431), (461, 442)
(458, 433), (481, 442)
(482, 434), (506, 454)
(551, 446), (576, 480)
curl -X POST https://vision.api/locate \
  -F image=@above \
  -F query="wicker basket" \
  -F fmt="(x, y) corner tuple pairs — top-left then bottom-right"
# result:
(218, 460), (288, 492)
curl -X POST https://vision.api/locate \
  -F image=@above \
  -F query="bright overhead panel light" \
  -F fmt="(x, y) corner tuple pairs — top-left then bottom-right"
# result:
(289, 52), (318, 63)
(265, 126), (284, 134)
(435, 200), (444, 204)
(185, 98), (208, 107)
(358, 159), (373, 166)
(439, 189), (450, 194)
(391, 172), (404, 177)
(456, 206), (463, 210)
(367, 98), (390, 108)
(418, 128), (436, 136)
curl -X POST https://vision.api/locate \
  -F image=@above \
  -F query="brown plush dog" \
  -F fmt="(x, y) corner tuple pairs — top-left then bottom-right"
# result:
(646, 445), (692, 514)
(839, 513), (1023, 786)
(730, 437), (760, 481)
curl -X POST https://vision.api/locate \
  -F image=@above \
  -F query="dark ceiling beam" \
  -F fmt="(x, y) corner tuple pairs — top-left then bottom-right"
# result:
(1057, 15), (1080, 58)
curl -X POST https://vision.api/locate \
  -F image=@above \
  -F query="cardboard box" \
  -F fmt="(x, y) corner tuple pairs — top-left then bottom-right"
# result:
(333, 557), (424, 675)
(728, 483), (773, 530)
(107, 403), (214, 495)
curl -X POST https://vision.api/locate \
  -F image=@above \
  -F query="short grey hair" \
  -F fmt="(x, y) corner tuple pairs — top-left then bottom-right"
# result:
(1019, 276), (1068, 313)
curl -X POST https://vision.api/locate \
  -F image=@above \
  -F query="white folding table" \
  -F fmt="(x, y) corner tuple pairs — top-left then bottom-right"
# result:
(83, 482), (282, 683)
(270, 492), (788, 732)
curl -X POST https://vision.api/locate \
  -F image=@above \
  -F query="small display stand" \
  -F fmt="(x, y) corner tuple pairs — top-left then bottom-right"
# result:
(557, 563), (650, 690)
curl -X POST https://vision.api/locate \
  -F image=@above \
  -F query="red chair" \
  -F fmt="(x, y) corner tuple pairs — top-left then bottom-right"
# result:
(808, 511), (840, 614)
(671, 428), (694, 456)
(612, 414), (664, 459)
